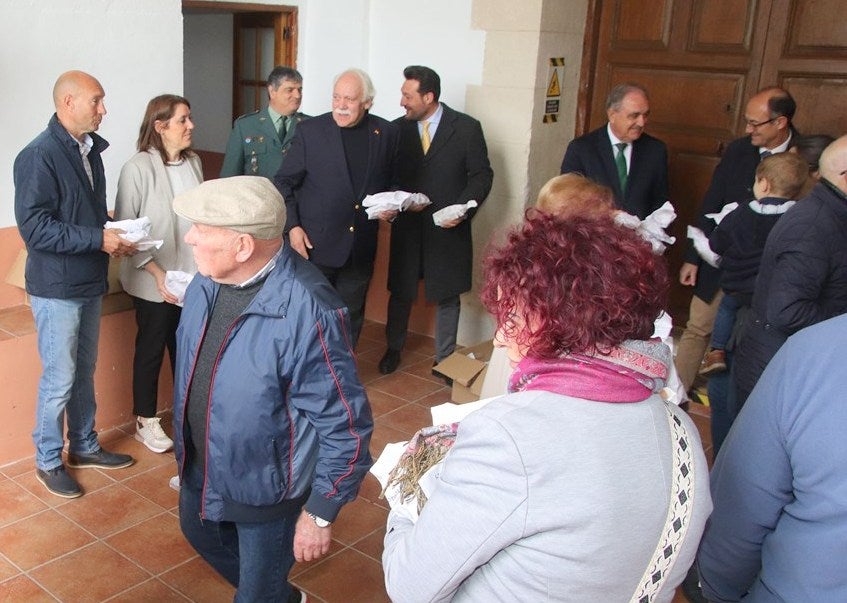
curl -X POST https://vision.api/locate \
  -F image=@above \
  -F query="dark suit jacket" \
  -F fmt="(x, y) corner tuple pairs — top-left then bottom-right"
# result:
(275, 112), (398, 268)
(388, 104), (493, 301)
(684, 136), (761, 302)
(560, 125), (668, 219)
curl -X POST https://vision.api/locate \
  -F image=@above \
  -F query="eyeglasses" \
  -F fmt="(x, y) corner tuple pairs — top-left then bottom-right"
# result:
(745, 117), (779, 129)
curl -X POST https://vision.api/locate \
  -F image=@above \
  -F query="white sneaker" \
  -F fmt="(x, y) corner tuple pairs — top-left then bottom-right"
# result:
(168, 475), (180, 491)
(134, 416), (174, 453)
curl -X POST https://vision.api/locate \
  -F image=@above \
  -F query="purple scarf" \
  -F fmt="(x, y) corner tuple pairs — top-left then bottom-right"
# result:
(508, 339), (671, 403)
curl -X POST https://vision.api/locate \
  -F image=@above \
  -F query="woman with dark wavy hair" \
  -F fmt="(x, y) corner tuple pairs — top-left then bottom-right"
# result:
(115, 94), (202, 454)
(383, 214), (711, 602)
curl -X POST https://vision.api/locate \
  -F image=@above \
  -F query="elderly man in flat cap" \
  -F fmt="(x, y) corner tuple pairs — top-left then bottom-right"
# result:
(171, 176), (373, 603)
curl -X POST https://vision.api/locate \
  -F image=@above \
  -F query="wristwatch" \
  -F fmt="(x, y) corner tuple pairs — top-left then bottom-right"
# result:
(307, 511), (331, 528)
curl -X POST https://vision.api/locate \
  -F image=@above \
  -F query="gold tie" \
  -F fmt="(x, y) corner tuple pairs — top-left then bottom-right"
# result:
(421, 121), (431, 154)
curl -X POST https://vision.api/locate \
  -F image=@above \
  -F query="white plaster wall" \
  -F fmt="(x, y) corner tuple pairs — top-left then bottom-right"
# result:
(295, 0), (370, 115)
(0, 0), (185, 227)
(366, 0), (484, 120)
(456, 0), (587, 345)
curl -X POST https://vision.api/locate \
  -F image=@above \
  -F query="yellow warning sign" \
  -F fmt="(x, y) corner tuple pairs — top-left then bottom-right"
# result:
(547, 69), (561, 98)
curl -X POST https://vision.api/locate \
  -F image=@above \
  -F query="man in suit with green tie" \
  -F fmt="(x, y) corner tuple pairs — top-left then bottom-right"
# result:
(220, 66), (309, 180)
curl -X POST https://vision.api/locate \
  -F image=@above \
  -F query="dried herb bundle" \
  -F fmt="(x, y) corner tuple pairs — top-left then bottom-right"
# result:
(381, 424), (458, 513)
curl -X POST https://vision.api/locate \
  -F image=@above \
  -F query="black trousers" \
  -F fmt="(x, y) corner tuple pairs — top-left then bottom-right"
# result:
(385, 294), (460, 362)
(316, 260), (374, 349)
(131, 296), (181, 417)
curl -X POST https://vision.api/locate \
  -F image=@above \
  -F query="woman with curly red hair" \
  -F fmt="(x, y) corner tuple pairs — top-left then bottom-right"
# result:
(383, 214), (711, 602)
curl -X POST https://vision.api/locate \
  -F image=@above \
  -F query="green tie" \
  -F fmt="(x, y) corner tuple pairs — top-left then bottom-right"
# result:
(615, 142), (628, 192)
(277, 116), (287, 142)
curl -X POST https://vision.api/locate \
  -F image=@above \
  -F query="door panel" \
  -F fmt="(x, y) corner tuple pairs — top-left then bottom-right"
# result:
(760, 0), (847, 136)
(688, 0), (757, 52)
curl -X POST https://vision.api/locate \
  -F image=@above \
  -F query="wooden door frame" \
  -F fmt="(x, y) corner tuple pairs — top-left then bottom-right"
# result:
(576, 0), (601, 138)
(182, 1), (298, 119)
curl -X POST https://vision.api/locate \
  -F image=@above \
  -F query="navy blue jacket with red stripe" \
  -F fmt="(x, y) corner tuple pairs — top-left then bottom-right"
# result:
(173, 245), (373, 522)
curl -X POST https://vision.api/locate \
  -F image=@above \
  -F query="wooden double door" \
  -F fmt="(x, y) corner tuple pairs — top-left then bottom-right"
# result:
(582, 0), (847, 316)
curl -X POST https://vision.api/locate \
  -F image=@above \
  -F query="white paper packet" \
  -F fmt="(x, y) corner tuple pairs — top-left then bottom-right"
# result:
(432, 200), (477, 227)
(105, 217), (163, 251)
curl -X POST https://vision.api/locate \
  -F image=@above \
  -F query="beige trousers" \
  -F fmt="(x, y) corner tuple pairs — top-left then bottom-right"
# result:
(674, 290), (724, 392)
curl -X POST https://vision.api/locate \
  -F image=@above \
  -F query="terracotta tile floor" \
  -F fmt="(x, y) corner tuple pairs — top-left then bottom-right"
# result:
(0, 320), (709, 602)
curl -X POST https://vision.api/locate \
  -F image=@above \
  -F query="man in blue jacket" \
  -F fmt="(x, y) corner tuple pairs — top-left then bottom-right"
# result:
(14, 70), (137, 499)
(172, 176), (373, 603)
(698, 313), (847, 602)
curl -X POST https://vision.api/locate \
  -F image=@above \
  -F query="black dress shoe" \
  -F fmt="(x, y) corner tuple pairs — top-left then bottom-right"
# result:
(378, 349), (401, 374)
(67, 449), (135, 470)
(288, 585), (307, 603)
(432, 368), (453, 387)
(36, 465), (82, 498)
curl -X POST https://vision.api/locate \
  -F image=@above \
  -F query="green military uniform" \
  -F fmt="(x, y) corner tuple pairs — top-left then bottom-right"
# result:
(219, 108), (309, 180)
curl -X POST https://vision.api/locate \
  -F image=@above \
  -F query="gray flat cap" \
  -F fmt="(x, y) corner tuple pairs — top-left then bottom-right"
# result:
(172, 176), (285, 240)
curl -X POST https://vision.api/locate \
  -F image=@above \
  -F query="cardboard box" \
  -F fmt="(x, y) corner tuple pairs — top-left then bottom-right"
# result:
(4, 248), (131, 314)
(433, 340), (494, 403)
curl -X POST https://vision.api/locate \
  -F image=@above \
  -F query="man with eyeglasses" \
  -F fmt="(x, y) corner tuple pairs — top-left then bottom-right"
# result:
(676, 87), (796, 444)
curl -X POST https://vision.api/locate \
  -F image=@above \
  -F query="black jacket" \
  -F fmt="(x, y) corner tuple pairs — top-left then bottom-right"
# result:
(388, 104), (493, 302)
(709, 196), (796, 303)
(734, 180), (847, 397)
(275, 112), (398, 268)
(560, 125), (668, 219)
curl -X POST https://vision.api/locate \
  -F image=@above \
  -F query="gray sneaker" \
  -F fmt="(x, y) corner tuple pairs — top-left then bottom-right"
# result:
(36, 465), (82, 498)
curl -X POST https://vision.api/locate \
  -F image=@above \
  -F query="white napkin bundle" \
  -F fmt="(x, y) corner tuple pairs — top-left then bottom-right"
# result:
(615, 201), (677, 254)
(363, 190), (431, 219)
(164, 270), (194, 306)
(104, 217), (163, 251)
(432, 200), (478, 227)
(685, 201), (740, 268)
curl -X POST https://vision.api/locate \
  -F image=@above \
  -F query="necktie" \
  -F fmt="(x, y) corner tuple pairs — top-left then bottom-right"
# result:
(760, 150), (772, 159)
(277, 116), (287, 142)
(615, 142), (628, 192)
(421, 121), (431, 154)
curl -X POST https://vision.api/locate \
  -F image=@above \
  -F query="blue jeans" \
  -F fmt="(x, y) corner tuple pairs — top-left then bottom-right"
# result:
(709, 292), (740, 351)
(708, 350), (738, 458)
(30, 295), (102, 470)
(179, 485), (297, 602)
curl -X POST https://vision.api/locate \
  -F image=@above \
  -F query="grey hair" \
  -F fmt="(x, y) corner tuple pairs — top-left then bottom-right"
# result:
(333, 68), (376, 103)
(267, 66), (303, 89)
(606, 83), (649, 111)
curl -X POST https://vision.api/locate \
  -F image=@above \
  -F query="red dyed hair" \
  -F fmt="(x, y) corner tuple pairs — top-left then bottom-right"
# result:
(481, 214), (668, 358)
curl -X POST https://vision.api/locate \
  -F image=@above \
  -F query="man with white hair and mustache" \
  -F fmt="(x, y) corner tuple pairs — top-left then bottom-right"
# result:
(275, 68), (398, 347)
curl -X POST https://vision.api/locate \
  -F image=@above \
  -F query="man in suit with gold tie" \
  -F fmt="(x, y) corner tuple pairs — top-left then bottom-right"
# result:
(378, 66), (493, 377)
